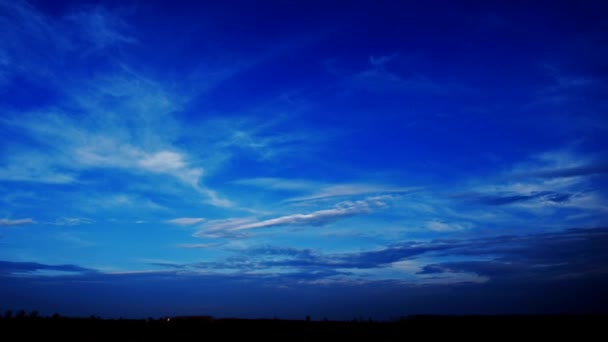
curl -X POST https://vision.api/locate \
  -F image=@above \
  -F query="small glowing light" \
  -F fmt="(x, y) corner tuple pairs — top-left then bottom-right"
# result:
(166, 318), (171, 322)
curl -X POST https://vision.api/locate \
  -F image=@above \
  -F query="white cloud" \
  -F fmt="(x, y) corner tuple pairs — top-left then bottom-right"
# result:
(232, 177), (322, 191)
(139, 151), (187, 173)
(0, 218), (36, 226)
(351, 54), (449, 95)
(286, 184), (416, 202)
(51, 217), (95, 226)
(0, 1), (134, 84)
(166, 217), (206, 226)
(1, 83), (230, 207)
(236, 177), (416, 203)
(66, 5), (136, 52)
(194, 218), (258, 238)
(485, 149), (608, 213)
(195, 197), (388, 238)
(426, 220), (471, 232)
(176, 243), (223, 249)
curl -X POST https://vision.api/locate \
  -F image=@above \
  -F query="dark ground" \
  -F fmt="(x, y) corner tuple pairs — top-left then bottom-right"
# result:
(1, 314), (605, 341)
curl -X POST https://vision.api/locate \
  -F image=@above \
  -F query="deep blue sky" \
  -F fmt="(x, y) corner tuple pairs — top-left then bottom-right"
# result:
(1, 0), (608, 319)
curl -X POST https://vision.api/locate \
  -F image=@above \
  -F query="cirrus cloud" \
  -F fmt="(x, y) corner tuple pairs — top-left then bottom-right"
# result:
(0, 218), (35, 227)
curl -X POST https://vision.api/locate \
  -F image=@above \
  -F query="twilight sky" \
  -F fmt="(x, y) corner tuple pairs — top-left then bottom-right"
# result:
(1, 0), (608, 319)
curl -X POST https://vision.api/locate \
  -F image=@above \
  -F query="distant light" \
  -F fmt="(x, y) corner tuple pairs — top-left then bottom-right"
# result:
(167, 318), (171, 322)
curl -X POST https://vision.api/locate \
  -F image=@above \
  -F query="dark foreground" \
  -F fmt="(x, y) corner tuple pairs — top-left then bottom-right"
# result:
(1, 315), (605, 341)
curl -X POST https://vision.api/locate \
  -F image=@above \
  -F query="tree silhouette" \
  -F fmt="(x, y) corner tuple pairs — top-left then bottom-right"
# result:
(16, 310), (26, 319)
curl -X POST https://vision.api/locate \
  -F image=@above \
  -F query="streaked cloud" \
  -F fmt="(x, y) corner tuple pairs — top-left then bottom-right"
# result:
(65, 4), (136, 52)
(286, 184), (416, 203)
(235, 177), (415, 203)
(523, 163), (608, 179)
(232, 177), (322, 191)
(425, 220), (472, 232)
(176, 243), (223, 249)
(166, 217), (206, 226)
(453, 191), (573, 206)
(348, 53), (463, 95)
(0, 75), (231, 206)
(50, 217), (95, 226)
(0, 260), (95, 275)
(0, 218), (35, 226)
(195, 198), (388, 238)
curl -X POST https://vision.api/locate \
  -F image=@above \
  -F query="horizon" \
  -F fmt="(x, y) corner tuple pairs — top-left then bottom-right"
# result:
(1, 0), (607, 320)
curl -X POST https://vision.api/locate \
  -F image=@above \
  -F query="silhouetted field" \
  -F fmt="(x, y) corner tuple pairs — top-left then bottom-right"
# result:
(1, 314), (605, 341)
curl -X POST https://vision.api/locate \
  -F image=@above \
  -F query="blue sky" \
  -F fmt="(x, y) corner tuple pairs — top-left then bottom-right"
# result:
(1, 0), (608, 319)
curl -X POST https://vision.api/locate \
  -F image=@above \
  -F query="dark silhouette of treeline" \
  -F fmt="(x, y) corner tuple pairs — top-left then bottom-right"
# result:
(0, 311), (605, 341)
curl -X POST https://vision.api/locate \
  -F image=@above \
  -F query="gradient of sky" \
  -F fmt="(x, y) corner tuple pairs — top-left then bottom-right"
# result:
(1, 0), (607, 319)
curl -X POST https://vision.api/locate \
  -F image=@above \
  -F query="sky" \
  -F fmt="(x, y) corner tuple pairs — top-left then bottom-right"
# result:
(1, 0), (608, 320)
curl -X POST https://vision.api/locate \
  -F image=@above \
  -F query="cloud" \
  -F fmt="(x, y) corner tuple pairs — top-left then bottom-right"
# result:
(193, 218), (258, 238)
(245, 245), (316, 259)
(349, 54), (459, 95)
(0, 260), (95, 275)
(0, 259), (606, 319)
(285, 184), (416, 203)
(1, 79), (231, 206)
(50, 217), (94, 226)
(0, 1), (234, 207)
(0, 0), (134, 84)
(232, 177), (322, 191)
(0, 228), (605, 319)
(146, 262), (187, 269)
(55, 232), (94, 248)
(417, 261), (521, 277)
(455, 191), (573, 206)
(510, 149), (608, 180)
(234, 177), (416, 203)
(179, 227), (608, 287)
(0, 218), (35, 226)
(456, 149), (608, 215)
(177, 243), (223, 249)
(166, 217), (206, 226)
(137, 151), (203, 186)
(0, 152), (77, 184)
(12, 229), (608, 278)
(525, 163), (608, 179)
(195, 199), (383, 238)
(425, 220), (472, 231)
(65, 4), (136, 52)
(337, 227), (608, 276)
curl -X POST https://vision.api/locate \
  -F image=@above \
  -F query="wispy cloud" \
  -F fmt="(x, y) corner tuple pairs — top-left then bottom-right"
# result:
(0, 1), (238, 208)
(0, 76), (232, 206)
(50, 217), (95, 226)
(0, 0), (134, 84)
(232, 177), (322, 191)
(347, 53), (460, 95)
(195, 197), (388, 238)
(168, 227), (608, 286)
(0, 218), (35, 226)
(65, 4), (136, 52)
(56, 232), (95, 248)
(235, 177), (416, 202)
(166, 217), (206, 226)
(176, 243), (223, 249)
(425, 220), (472, 232)
(522, 163), (608, 179)
(0, 260), (95, 275)
(0, 151), (76, 184)
(286, 184), (416, 202)
(453, 191), (573, 206)
(457, 149), (608, 217)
